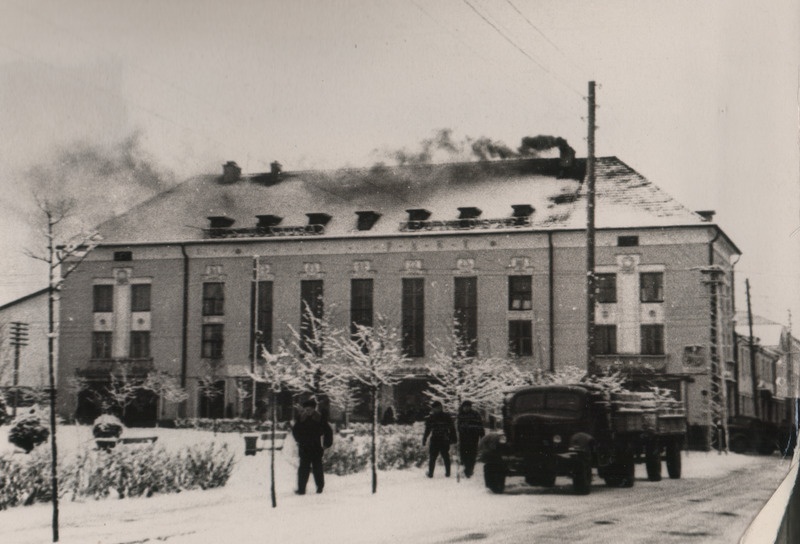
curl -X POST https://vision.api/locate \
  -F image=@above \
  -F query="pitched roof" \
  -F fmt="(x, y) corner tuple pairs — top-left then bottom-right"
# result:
(94, 156), (713, 245)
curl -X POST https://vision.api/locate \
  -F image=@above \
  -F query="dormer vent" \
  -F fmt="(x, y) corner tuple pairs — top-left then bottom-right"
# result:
(511, 204), (535, 217)
(256, 215), (283, 228)
(696, 210), (716, 222)
(457, 207), (482, 219)
(406, 209), (431, 221)
(356, 211), (381, 231)
(208, 216), (235, 229)
(306, 213), (332, 226)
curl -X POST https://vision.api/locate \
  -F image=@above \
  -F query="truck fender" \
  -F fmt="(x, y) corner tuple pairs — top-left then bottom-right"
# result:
(569, 432), (594, 453)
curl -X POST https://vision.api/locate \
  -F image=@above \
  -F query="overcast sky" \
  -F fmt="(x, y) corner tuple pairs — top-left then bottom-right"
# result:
(0, 0), (798, 331)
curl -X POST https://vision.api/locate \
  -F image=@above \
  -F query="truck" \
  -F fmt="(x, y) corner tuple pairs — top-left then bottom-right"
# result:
(479, 383), (687, 494)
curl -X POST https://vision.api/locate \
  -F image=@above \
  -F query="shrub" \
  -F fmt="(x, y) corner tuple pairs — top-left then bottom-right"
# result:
(92, 414), (124, 439)
(172, 418), (286, 433)
(0, 395), (9, 426)
(8, 412), (49, 453)
(324, 436), (369, 476)
(0, 442), (236, 509)
(377, 432), (427, 470)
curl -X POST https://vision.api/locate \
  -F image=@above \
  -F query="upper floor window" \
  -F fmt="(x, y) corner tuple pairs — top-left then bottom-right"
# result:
(508, 276), (532, 310)
(595, 325), (617, 355)
(640, 272), (664, 303)
(641, 324), (665, 355)
(252, 281), (274, 354)
(93, 285), (113, 312)
(300, 280), (324, 355)
(131, 284), (151, 312)
(508, 320), (532, 357)
(202, 282), (225, 316)
(402, 278), (425, 357)
(91, 331), (112, 359)
(202, 324), (224, 358)
(617, 236), (639, 247)
(454, 277), (478, 357)
(596, 274), (617, 303)
(130, 331), (151, 359)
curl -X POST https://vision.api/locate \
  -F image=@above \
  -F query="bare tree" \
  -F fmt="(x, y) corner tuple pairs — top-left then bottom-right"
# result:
(336, 316), (410, 494)
(105, 366), (144, 419)
(141, 370), (188, 424)
(25, 195), (100, 542)
(250, 346), (302, 508)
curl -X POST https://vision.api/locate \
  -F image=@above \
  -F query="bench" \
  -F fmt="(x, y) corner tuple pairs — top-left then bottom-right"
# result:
(95, 436), (158, 450)
(244, 431), (287, 456)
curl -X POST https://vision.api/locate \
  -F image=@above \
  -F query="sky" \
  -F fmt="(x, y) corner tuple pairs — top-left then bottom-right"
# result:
(0, 0), (798, 331)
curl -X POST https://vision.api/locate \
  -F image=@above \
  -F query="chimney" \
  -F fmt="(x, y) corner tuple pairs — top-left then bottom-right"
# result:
(511, 204), (535, 217)
(222, 161), (241, 184)
(356, 211), (381, 231)
(696, 210), (716, 222)
(271, 161), (282, 176)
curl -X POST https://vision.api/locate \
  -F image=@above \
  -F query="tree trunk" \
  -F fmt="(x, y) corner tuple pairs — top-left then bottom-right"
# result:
(47, 222), (60, 542)
(371, 386), (378, 494)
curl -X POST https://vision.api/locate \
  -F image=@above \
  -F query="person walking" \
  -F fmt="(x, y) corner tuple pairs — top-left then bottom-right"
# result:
(422, 400), (456, 477)
(457, 400), (485, 478)
(291, 398), (333, 494)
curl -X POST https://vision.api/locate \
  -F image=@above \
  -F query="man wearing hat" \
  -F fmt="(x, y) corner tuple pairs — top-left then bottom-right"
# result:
(422, 400), (456, 477)
(291, 398), (333, 494)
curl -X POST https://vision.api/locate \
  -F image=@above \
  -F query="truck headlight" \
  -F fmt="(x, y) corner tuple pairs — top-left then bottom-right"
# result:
(552, 434), (562, 444)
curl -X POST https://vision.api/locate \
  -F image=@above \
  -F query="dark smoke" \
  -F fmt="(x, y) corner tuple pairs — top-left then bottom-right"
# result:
(390, 129), (465, 165)
(519, 135), (575, 163)
(25, 131), (176, 233)
(470, 137), (517, 160)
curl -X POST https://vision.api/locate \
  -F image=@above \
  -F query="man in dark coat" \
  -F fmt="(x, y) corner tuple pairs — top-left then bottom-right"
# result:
(457, 400), (485, 478)
(292, 398), (333, 494)
(422, 400), (456, 477)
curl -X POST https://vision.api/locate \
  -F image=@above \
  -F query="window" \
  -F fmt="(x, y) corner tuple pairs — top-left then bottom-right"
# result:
(91, 331), (112, 359)
(402, 278), (425, 357)
(93, 285), (113, 312)
(202, 282), (225, 315)
(351, 279), (374, 333)
(617, 236), (639, 247)
(596, 274), (617, 303)
(508, 320), (532, 357)
(129, 331), (150, 359)
(595, 325), (617, 355)
(300, 280), (324, 355)
(641, 324), (664, 355)
(131, 284), (151, 312)
(508, 276), (532, 310)
(251, 281), (273, 354)
(113, 251), (133, 261)
(202, 324), (224, 358)
(640, 272), (664, 302)
(454, 277), (478, 356)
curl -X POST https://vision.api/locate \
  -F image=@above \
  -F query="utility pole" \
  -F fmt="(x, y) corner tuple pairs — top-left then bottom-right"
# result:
(586, 80), (597, 374)
(10, 321), (29, 418)
(745, 279), (760, 419)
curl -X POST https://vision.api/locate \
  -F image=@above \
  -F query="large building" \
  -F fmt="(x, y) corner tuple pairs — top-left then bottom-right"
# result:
(56, 156), (740, 436)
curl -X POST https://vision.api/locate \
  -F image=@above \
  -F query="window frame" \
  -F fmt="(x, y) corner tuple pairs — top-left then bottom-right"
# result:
(251, 280), (274, 355)
(594, 324), (618, 355)
(201, 323), (224, 359)
(91, 331), (113, 359)
(350, 278), (374, 333)
(93, 284), (113, 313)
(508, 275), (532, 311)
(596, 273), (617, 303)
(402, 278), (425, 358)
(131, 284), (151, 312)
(129, 330), (151, 359)
(508, 319), (533, 357)
(454, 276), (478, 356)
(640, 324), (665, 355)
(640, 272), (664, 303)
(202, 282), (225, 316)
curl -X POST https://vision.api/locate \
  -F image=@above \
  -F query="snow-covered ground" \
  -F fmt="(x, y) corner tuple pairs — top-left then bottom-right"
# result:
(0, 426), (792, 544)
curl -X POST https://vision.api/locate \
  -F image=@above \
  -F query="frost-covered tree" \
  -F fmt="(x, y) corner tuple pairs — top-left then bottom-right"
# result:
(141, 370), (188, 424)
(336, 316), (409, 494)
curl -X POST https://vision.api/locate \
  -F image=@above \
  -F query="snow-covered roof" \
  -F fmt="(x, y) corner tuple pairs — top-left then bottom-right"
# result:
(95, 156), (716, 245)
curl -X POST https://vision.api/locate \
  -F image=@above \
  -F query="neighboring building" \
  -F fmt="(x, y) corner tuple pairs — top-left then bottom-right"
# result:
(735, 315), (800, 432)
(56, 156), (740, 435)
(0, 289), (51, 402)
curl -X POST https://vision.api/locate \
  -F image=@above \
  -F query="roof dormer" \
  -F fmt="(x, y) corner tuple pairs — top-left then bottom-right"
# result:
(356, 211), (381, 231)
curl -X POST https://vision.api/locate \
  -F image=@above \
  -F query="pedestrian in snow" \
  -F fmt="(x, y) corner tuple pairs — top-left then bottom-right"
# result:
(292, 398), (333, 494)
(457, 400), (485, 478)
(422, 400), (456, 477)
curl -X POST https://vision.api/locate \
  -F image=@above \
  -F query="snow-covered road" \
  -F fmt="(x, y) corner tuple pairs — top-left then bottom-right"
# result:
(0, 428), (792, 544)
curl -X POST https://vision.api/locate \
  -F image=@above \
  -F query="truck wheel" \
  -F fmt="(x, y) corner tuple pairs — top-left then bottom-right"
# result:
(666, 441), (682, 479)
(645, 444), (662, 482)
(620, 452), (635, 488)
(572, 452), (592, 495)
(484, 463), (506, 494)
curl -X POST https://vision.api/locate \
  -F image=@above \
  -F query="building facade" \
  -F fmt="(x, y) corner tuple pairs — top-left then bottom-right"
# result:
(56, 157), (740, 434)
